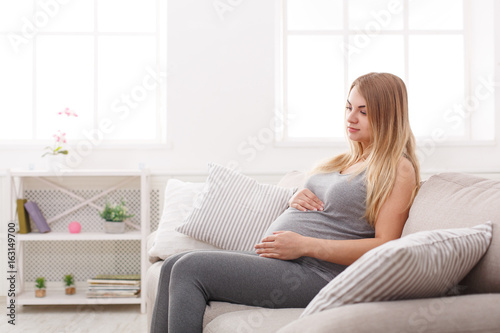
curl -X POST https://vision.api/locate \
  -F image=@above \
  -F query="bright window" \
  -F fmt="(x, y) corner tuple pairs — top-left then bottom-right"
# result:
(0, 0), (167, 147)
(278, 0), (495, 143)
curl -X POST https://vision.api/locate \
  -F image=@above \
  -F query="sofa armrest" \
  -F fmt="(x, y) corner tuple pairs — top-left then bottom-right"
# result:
(277, 294), (500, 333)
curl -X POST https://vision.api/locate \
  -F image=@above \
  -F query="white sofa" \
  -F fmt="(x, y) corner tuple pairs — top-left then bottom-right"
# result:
(146, 172), (500, 332)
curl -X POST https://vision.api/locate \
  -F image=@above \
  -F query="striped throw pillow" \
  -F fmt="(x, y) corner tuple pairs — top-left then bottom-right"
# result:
(175, 163), (296, 251)
(301, 221), (493, 317)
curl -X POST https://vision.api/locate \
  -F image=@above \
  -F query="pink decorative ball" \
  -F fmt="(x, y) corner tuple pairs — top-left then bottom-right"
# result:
(69, 221), (81, 233)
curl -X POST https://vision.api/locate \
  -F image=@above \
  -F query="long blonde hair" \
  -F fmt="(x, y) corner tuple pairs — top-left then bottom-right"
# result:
(311, 72), (420, 227)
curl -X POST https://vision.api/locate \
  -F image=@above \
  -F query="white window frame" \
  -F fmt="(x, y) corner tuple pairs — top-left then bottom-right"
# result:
(275, 0), (496, 147)
(0, 0), (169, 151)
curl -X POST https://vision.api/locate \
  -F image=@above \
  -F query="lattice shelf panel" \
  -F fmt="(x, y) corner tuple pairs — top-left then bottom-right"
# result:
(22, 188), (160, 232)
(24, 240), (140, 283)
(150, 189), (160, 232)
(26, 189), (136, 232)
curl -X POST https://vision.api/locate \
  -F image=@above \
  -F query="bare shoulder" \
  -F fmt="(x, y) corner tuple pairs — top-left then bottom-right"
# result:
(373, 157), (418, 237)
(396, 157), (416, 189)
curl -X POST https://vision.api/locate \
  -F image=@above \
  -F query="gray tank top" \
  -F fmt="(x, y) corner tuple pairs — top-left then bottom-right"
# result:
(264, 170), (375, 281)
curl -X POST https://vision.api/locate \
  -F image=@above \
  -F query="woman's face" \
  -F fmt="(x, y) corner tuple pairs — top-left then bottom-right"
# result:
(345, 86), (372, 148)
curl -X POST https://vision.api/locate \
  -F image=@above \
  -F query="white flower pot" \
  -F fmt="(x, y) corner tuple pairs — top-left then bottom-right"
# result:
(44, 154), (68, 172)
(104, 221), (125, 234)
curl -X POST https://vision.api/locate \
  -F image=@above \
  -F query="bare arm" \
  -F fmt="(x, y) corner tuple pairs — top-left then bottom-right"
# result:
(255, 159), (417, 265)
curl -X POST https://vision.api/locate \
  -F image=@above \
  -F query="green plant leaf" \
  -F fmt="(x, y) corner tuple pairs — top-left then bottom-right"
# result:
(63, 274), (74, 286)
(98, 198), (134, 222)
(35, 277), (46, 289)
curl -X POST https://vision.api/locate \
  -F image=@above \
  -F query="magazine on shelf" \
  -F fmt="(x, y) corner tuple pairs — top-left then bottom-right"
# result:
(87, 285), (140, 290)
(86, 291), (140, 298)
(86, 274), (141, 298)
(93, 274), (141, 280)
(87, 279), (140, 286)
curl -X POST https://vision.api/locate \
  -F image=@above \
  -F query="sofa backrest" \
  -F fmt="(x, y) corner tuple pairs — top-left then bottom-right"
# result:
(277, 170), (307, 190)
(402, 172), (500, 294)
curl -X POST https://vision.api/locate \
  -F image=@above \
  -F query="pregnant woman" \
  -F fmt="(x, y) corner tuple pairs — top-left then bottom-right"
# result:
(151, 72), (421, 333)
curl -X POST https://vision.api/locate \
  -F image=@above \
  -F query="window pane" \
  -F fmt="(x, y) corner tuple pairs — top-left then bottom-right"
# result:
(409, 0), (463, 30)
(97, 36), (157, 141)
(36, 36), (95, 141)
(348, 35), (404, 85)
(287, 0), (343, 31)
(470, 75), (495, 141)
(287, 36), (345, 138)
(0, 39), (33, 141)
(409, 35), (464, 139)
(348, 0), (403, 31)
(98, 0), (156, 33)
(469, 1), (495, 141)
(0, 0), (33, 32)
(158, 0), (167, 144)
(37, 0), (94, 33)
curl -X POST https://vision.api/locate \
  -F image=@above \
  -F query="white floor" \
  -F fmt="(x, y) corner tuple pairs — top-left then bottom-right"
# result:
(0, 296), (148, 333)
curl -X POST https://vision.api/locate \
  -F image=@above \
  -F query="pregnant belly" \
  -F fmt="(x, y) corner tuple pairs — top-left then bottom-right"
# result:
(264, 208), (332, 238)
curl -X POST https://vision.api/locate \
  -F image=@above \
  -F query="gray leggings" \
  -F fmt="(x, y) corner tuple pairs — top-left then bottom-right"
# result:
(150, 250), (329, 333)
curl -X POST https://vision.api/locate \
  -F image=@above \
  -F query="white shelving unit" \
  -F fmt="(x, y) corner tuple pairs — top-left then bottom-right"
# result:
(7, 169), (151, 313)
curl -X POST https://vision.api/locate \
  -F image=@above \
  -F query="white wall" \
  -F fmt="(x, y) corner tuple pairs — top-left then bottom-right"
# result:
(1, 0), (500, 175)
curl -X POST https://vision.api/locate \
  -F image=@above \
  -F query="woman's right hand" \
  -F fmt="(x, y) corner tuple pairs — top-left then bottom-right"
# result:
(289, 188), (324, 212)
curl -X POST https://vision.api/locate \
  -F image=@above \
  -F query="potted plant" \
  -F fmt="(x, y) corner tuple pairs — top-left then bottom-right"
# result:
(98, 199), (134, 234)
(35, 277), (46, 297)
(64, 274), (76, 295)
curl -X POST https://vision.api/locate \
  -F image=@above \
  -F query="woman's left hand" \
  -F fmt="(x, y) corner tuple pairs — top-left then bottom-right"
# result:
(255, 231), (307, 260)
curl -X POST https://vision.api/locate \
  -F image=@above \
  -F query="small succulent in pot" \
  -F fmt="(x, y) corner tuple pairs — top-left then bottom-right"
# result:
(35, 277), (46, 297)
(64, 274), (76, 295)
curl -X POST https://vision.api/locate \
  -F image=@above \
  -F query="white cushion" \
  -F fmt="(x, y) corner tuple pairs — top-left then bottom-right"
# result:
(176, 163), (296, 251)
(301, 222), (493, 317)
(148, 179), (219, 262)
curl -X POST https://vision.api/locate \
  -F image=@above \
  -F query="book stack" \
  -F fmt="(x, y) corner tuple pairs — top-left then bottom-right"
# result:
(86, 274), (141, 298)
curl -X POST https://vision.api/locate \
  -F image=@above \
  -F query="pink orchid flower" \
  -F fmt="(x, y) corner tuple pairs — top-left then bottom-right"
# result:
(42, 108), (76, 157)
(53, 130), (67, 144)
(58, 107), (78, 117)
